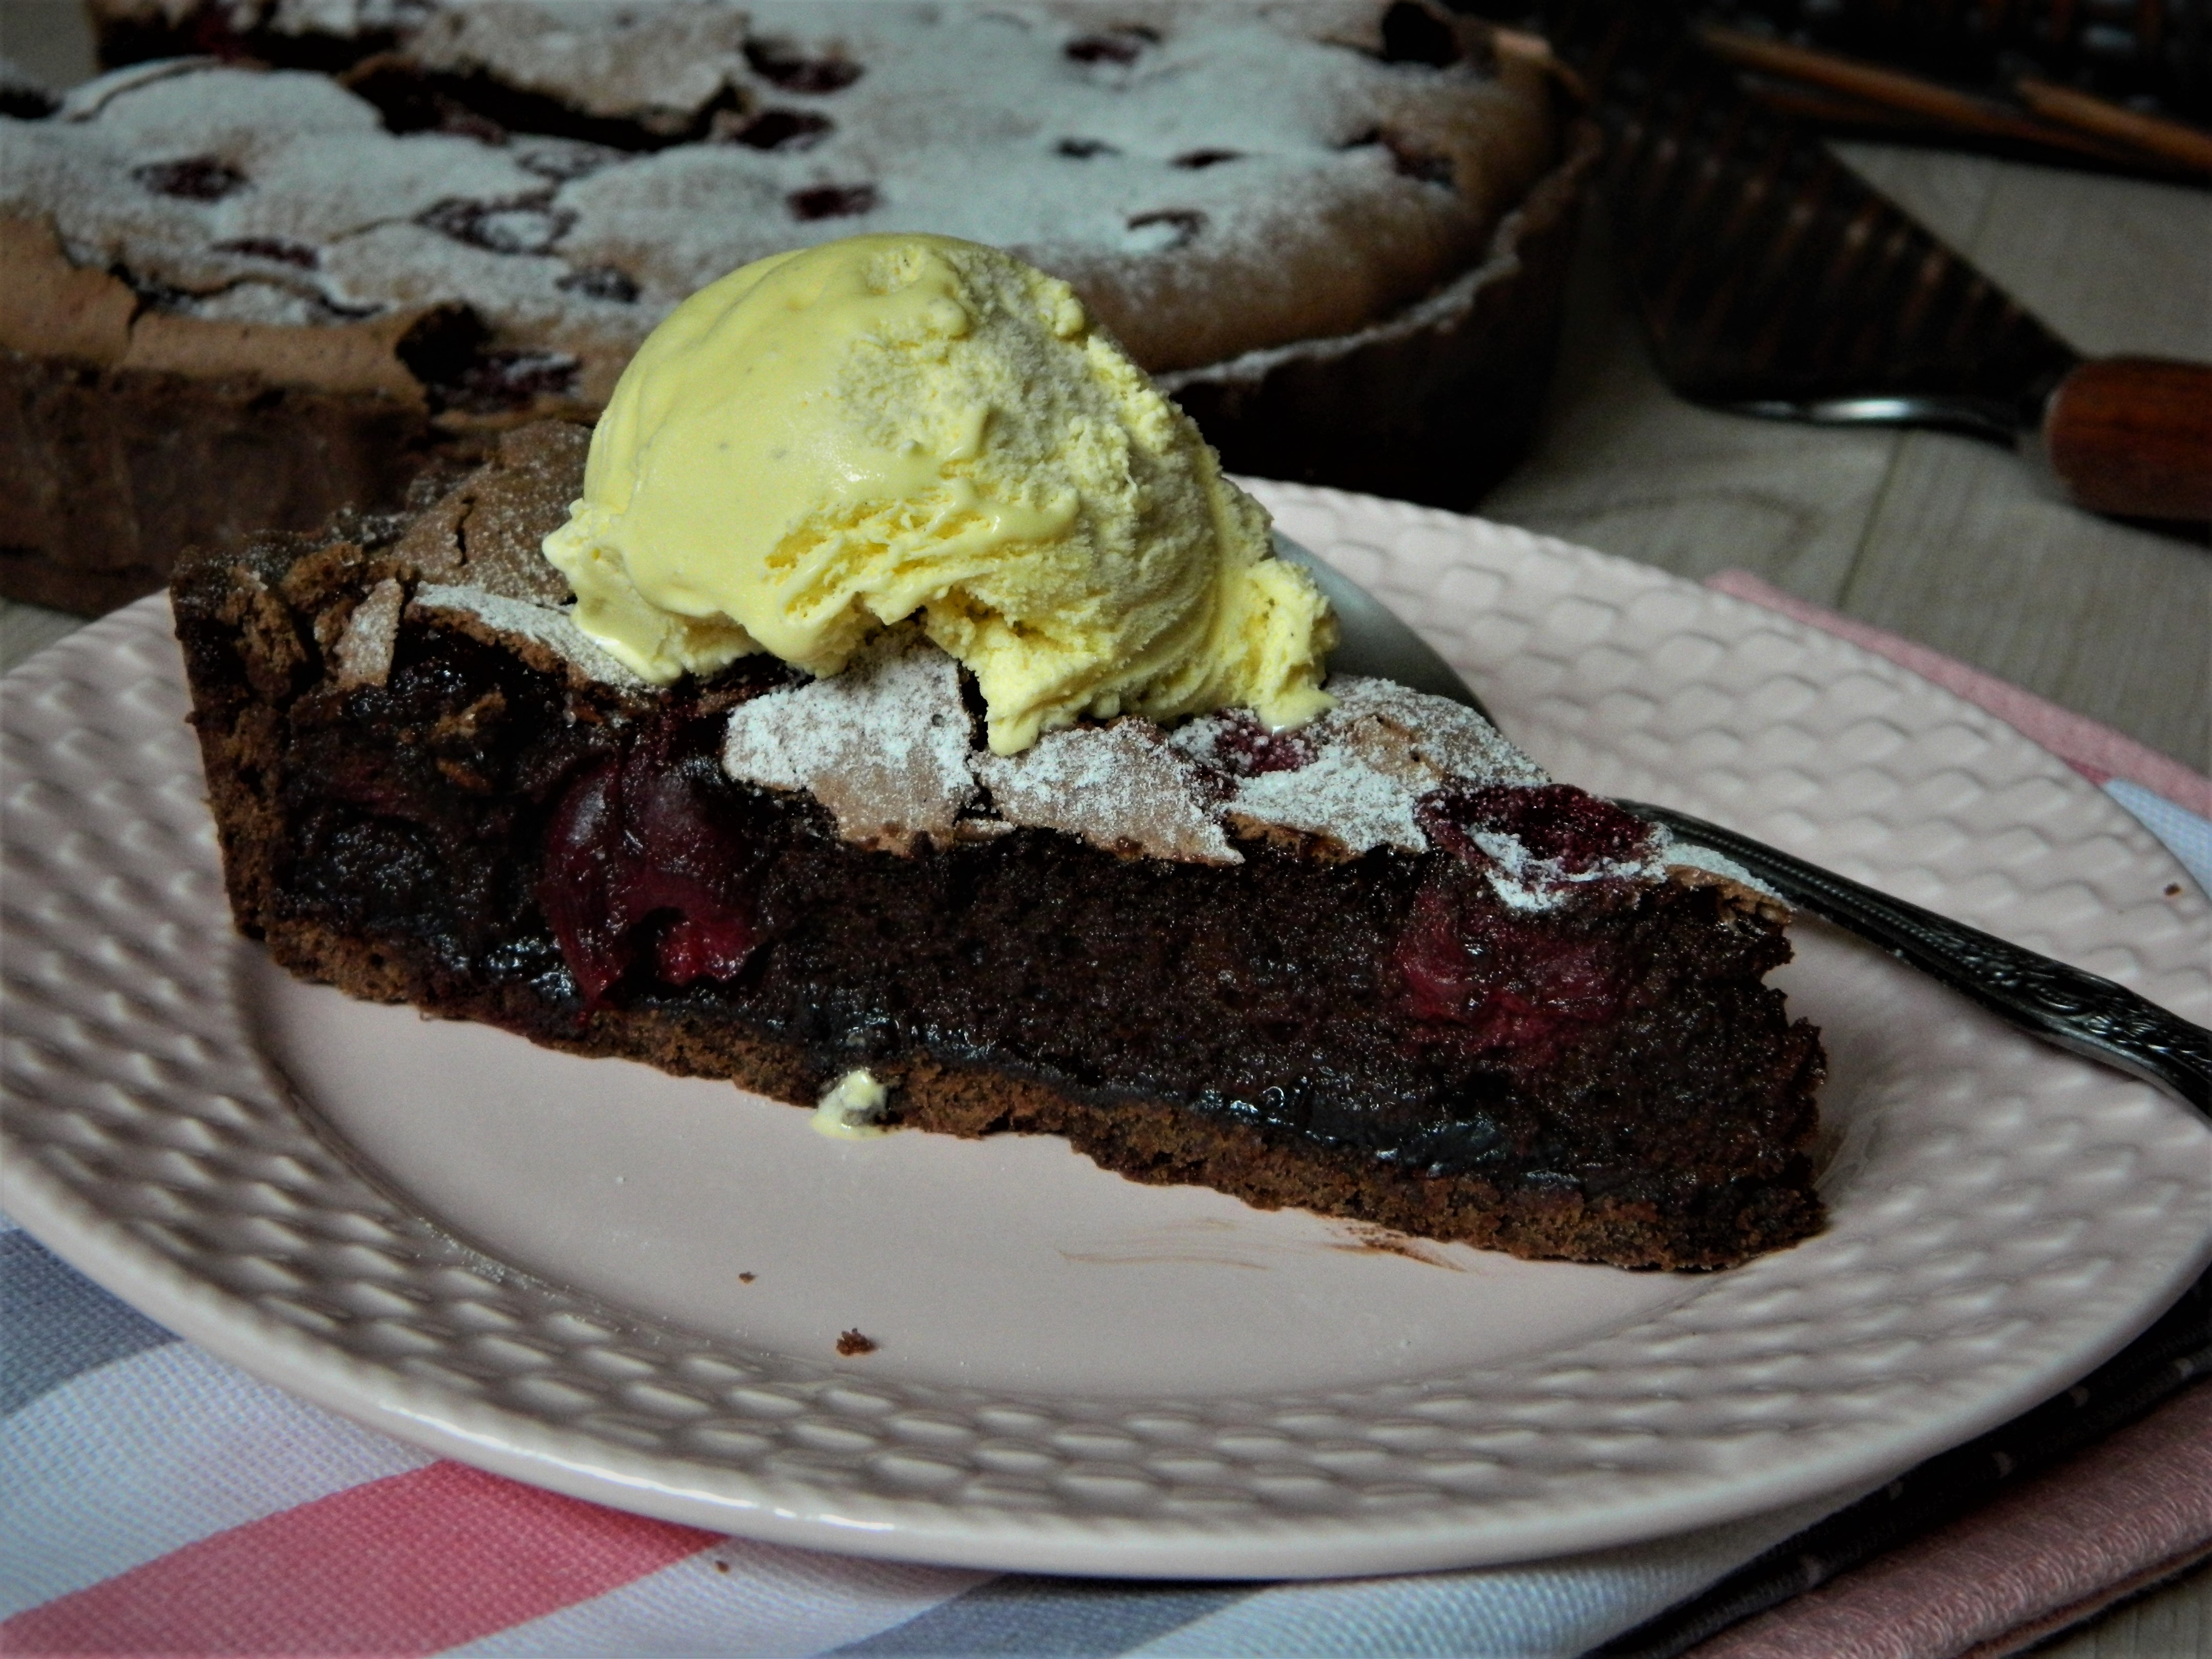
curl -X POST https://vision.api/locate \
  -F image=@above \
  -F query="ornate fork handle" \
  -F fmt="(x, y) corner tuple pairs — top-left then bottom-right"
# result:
(1622, 800), (2212, 1116)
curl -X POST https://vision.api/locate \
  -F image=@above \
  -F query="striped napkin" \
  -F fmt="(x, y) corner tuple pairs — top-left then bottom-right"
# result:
(3, 574), (2205, 1658)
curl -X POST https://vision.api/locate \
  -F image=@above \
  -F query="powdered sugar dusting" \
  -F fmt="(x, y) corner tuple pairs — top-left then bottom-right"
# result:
(270, 0), (436, 37)
(975, 722), (1238, 865)
(1661, 837), (1785, 906)
(1461, 826), (1664, 912)
(1169, 675), (1548, 860)
(1225, 741), (1427, 855)
(384, 585), (1679, 910)
(1331, 677), (1547, 790)
(331, 576), (401, 687)
(721, 629), (978, 853)
(411, 581), (648, 689)
(406, 1), (752, 126)
(706, 631), (1607, 881)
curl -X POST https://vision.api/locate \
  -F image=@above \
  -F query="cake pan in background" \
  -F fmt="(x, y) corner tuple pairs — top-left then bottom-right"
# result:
(1164, 114), (1603, 512)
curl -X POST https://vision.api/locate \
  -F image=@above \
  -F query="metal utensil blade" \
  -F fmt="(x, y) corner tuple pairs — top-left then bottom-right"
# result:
(1273, 534), (1497, 721)
(1725, 394), (2026, 444)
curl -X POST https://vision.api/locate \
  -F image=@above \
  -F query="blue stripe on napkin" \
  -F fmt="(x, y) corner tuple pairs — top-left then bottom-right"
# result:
(2105, 779), (2212, 897)
(1, 1231), (176, 1416)
(833, 1576), (1251, 1655)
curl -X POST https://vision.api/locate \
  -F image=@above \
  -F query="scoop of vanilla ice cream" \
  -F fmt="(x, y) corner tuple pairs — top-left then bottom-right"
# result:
(542, 233), (1334, 754)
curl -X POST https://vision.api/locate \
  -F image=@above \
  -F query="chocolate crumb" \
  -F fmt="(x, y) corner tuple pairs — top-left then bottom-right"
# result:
(133, 156), (247, 201)
(789, 183), (879, 220)
(418, 196), (575, 256)
(332, 579), (404, 689)
(836, 1328), (878, 1356)
(2167, 883), (2186, 897)
(1066, 26), (1159, 65)
(745, 40), (863, 93)
(1329, 1222), (1465, 1269)
(214, 236), (320, 269)
(728, 109), (834, 151)
(738, 1271), (756, 1283)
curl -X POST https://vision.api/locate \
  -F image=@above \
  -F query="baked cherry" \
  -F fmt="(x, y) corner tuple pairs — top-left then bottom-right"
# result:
(1204, 711), (1318, 776)
(441, 350), (581, 413)
(1126, 208), (1205, 248)
(417, 196), (573, 256)
(557, 267), (640, 304)
(1417, 783), (1654, 874)
(1378, 2), (1461, 67)
(1393, 878), (1634, 1064)
(538, 711), (760, 1009)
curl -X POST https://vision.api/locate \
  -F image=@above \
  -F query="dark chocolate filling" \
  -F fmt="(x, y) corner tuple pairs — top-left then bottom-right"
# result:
(234, 620), (1822, 1219)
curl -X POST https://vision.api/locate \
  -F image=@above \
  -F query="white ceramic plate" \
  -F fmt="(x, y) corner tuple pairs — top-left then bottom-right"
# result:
(4, 485), (2207, 1580)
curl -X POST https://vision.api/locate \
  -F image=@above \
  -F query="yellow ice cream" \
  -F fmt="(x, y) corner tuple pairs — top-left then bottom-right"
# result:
(542, 233), (1333, 754)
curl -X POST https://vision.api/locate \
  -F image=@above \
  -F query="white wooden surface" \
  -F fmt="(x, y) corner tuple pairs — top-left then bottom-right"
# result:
(0, 3), (2205, 1649)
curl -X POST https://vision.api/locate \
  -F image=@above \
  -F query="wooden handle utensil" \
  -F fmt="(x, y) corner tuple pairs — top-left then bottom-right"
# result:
(2043, 358), (2212, 522)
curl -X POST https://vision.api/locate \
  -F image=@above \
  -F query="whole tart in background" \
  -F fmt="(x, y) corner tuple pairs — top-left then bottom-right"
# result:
(4, 1), (1594, 613)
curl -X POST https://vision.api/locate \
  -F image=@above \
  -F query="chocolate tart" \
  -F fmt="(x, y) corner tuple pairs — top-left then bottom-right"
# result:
(172, 426), (1826, 1271)
(11, 2), (1588, 612)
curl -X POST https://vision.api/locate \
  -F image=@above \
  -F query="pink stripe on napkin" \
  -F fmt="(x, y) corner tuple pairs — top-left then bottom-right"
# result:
(0, 1460), (717, 1656)
(1692, 1382), (2212, 1659)
(1707, 571), (2212, 817)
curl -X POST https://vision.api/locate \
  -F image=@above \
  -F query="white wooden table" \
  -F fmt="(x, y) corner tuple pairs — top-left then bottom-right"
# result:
(1, 2), (2205, 1647)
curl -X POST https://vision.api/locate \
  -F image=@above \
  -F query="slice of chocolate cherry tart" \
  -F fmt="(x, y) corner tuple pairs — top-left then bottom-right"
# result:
(174, 424), (1825, 1271)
